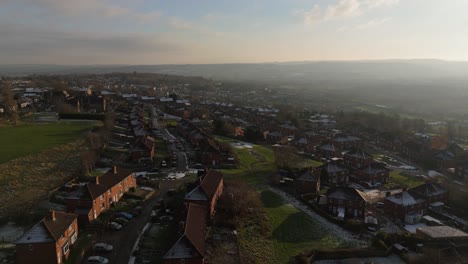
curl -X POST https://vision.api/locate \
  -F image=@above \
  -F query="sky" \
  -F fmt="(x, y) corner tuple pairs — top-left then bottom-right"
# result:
(0, 0), (467, 64)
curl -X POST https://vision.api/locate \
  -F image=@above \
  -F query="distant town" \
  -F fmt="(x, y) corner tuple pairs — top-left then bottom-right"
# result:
(1, 72), (468, 264)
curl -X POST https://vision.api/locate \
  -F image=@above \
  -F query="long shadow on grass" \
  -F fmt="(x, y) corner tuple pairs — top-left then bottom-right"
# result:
(272, 212), (329, 243)
(261, 190), (286, 208)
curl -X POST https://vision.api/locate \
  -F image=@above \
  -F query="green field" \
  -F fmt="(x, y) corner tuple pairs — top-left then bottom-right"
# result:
(261, 190), (347, 263)
(0, 122), (97, 164)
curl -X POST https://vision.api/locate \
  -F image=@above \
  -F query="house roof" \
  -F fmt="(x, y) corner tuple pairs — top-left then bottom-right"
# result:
(184, 203), (207, 256)
(334, 135), (361, 142)
(16, 211), (76, 244)
(200, 170), (223, 199)
(386, 191), (425, 205)
(324, 162), (347, 174)
(163, 204), (207, 259)
(297, 171), (320, 182)
(87, 166), (133, 200)
(345, 149), (372, 160)
(327, 187), (367, 202)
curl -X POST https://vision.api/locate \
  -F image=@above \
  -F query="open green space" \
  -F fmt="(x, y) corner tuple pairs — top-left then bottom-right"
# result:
(261, 190), (347, 263)
(0, 122), (97, 164)
(384, 170), (425, 189)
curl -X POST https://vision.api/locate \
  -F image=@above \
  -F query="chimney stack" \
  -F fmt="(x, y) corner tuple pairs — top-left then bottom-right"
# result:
(96, 176), (99, 185)
(113, 165), (117, 174)
(52, 210), (56, 221)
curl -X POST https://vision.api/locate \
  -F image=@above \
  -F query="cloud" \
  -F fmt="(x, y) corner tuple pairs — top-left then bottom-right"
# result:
(364, 0), (400, 8)
(0, 22), (180, 64)
(167, 17), (224, 37)
(300, 0), (398, 24)
(302, 0), (362, 24)
(355, 17), (391, 29)
(5, 0), (161, 23)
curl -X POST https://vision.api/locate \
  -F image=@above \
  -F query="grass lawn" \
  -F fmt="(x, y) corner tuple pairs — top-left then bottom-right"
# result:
(261, 190), (347, 263)
(0, 122), (97, 164)
(384, 170), (425, 188)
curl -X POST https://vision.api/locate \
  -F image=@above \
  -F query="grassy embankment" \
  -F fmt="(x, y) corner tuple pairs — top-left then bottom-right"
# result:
(0, 122), (96, 164)
(0, 122), (97, 218)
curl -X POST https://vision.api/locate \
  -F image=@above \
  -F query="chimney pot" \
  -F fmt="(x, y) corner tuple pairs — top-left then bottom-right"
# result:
(52, 210), (56, 221)
(113, 165), (117, 174)
(96, 176), (99, 185)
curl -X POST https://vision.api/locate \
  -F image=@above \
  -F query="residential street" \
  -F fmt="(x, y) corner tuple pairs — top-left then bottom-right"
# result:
(82, 195), (160, 264)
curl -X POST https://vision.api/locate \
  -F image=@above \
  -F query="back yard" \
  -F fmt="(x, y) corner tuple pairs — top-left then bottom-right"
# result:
(0, 122), (97, 164)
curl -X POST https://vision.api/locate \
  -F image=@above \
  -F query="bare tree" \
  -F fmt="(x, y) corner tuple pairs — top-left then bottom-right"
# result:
(1, 80), (19, 125)
(80, 150), (97, 175)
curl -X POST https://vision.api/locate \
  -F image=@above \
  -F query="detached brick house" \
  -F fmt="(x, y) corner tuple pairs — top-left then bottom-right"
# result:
(343, 149), (373, 168)
(16, 211), (78, 264)
(384, 182), (448, 224)
(295, 170), (321, 195)
(325, 187), (367, 220)
(351, 162), (389, 188)
(65, 166), (137, 223)
(320, 162), (349, 186)
(185, 170), (224, 218)
(163, 203), (207, 264)
(384, 191), (427, 224)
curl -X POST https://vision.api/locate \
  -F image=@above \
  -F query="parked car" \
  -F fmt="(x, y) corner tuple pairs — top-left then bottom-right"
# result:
(114, 212), (133, 220)
(131, 206), (143, 216)
(87, 256), (109, 264)
(109, 222), (123, 231)
(93, 243), (113, 252)
(113, 217), (129, 225)
(159, 215), (173, 224)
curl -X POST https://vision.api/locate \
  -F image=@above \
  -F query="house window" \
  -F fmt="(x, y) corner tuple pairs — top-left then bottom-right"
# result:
(28, 244), (33, 251)
(62, 242), (69, 255)
(101, 203), (105, 209)
(100, 194), (104, 200)
(119, 182), (123, 186)
(70, 231), (77, 244)
(107, 190), (111, 194)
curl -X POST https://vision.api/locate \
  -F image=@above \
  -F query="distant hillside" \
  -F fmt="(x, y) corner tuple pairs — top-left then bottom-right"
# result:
(2, 60), (468, 83)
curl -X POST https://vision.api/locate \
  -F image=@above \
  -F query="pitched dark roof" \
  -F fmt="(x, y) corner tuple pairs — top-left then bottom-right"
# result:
(297, 171), (320, 182)
(327, 187), (367, 202)
(200, 170), (223, 199)
(185, 203), (207, 256)
(87, 166), (132, 200)
(17, 211), (77, 244)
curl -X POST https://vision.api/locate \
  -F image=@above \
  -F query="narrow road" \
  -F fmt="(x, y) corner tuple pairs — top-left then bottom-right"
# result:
(83, 195), (159, 264)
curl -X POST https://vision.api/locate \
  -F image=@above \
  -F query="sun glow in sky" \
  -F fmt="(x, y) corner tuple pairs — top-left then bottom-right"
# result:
(1, 0), (467, 64)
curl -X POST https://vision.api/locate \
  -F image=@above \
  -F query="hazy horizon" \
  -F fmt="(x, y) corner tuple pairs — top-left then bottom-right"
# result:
(1, 0), (468, 64)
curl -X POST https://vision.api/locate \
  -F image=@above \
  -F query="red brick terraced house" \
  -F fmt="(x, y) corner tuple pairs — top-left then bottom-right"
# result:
(65, 166), (137, 223)
(163, 203), (207, 264)
(185, 170), (224, 219)
(16, 211), (78, 264)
